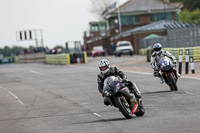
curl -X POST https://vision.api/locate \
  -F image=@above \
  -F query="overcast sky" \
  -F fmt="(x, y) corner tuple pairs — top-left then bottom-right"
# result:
(0, 0), (127, 48)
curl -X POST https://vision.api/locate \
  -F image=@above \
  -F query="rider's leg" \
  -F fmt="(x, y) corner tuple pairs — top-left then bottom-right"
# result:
(154, 70), (164, 84)
(127, 81), (141, 99)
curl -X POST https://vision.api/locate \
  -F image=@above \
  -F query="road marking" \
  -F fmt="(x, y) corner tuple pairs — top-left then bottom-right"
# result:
(81, 103), (89, 105)
(93, 113), (106, 120)
(184, 91), (194, 95)
(123, 70), (152, 76)
(0, 85), (6, 90)
(30, 70), (42, 75)
(8, 91), (24, 105)
(181, 76), (200, 81)
(123, 70), (200, 81)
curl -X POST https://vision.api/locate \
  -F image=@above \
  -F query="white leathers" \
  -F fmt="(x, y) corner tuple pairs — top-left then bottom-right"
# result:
(151, 50), (176, 69)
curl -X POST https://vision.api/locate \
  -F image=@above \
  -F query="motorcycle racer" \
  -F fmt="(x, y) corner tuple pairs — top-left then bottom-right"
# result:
(151, 43), (180, 84)
(97, 59), (141, 105)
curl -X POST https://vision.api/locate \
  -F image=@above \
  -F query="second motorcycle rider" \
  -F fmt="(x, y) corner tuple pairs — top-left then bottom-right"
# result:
(97, 59), (142, 106)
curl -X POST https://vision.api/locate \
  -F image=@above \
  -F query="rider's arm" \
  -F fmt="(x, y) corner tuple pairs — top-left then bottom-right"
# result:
(163, 50), (176, 60)
(162, 50), (176, 62)
(97, 75), (103, 94)
(114, 67), (127, 79)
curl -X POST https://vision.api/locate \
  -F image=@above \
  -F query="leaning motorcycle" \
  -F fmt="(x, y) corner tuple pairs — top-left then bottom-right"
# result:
(103, 76), (145, 119)
(155, 56), (178, 91)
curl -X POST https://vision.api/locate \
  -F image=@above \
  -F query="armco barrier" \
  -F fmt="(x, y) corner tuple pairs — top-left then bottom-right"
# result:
(45, 52), (87, 65)
(19, 53), (45, 63)
(141, 46), (200, 62)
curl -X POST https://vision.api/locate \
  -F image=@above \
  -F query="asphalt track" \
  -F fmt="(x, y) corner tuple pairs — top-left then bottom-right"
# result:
(0, 56), (200, 133)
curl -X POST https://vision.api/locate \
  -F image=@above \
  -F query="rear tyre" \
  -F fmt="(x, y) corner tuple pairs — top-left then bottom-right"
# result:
(115, 97), (132, 119)
(168, 74), (178, 91)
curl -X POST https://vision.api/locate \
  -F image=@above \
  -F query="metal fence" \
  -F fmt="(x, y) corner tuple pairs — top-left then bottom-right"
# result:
(140, 22), (200, 49)
(167, 26), (200, 48)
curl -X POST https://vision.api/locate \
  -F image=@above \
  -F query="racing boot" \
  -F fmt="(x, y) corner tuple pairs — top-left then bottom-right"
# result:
(159, 76), (164, 84)
(177, 72), (181, 78)
(103, 96), (110, 106)
(158, 73), (164, 84)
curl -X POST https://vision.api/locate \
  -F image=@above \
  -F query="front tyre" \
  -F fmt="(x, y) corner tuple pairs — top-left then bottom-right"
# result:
(168, 74), (178, 91)
(115, 97), (132, 119)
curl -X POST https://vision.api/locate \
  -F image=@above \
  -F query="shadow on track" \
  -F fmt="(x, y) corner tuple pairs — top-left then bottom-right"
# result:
(142, 90), (172, 94)
(72, 116), (138, 125)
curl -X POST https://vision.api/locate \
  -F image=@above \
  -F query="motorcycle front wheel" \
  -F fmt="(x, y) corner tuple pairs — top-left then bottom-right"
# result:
(115, 96), (132, 119)
(168, 74), (178, 91)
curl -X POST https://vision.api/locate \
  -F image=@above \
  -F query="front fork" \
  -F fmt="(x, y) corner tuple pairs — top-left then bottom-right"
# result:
(162, 70), (177, 84)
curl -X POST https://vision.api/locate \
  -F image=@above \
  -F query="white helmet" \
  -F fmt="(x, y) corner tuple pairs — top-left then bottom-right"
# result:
(98, 59), (110, 74)
(153, 43), (162, 55)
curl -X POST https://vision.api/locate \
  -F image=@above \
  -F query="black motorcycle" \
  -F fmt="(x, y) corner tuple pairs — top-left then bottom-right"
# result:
(103, 76), (145, 119)
(156, 56), (178, 91)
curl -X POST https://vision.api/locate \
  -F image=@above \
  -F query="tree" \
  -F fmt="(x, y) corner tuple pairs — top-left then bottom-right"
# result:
(179, 9), (200, 23)
(89, 0), (119, 20)
(11, 46), (23, 56)
(183, 0), (200, 11)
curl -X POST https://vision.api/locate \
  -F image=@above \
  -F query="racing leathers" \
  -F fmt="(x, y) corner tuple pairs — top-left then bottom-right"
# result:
(97, 66), (141, 105)
(151, 50), (179, 83)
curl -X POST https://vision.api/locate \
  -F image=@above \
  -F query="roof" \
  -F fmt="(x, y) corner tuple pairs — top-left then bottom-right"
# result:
(144, 34), (161, 39)
(110, 0), (183, 15)
(113, 20), (175, 39)
(89, 21), (107, 25)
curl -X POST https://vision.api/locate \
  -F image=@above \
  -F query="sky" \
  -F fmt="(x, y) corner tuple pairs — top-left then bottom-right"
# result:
(0, 0), (127, 49)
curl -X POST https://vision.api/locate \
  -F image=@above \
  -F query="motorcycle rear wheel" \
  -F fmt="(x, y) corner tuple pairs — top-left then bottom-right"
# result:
(115, 97), (132, 119)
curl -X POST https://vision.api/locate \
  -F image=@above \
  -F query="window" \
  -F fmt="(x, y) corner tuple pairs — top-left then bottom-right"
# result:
(150, 13), (172, 22)
(121, 16), (133, 25)
(150, 14), (156, 22)
(91, 24), (99, 32)
(134, 15), (140, 24)
(100, 24), (106, 31)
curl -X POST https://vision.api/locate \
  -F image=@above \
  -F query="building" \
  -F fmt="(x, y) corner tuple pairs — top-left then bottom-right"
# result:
(105, 0), (182, 36)
(84, 0), (183, 55)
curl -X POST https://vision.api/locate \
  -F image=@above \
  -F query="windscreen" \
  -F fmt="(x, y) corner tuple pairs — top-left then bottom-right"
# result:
(157, 56), (170, 68)
(104, 76), (119, 87)
(118, 43), (130, 47)
(93, 46), (103, 51)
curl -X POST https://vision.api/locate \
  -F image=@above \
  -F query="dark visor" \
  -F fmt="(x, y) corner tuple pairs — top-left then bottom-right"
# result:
(154, 47), (161, 51)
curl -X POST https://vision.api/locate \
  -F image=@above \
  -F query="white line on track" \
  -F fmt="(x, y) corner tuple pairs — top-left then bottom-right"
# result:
(181, 76), (200, 81)
(30, 70), (42, 75)
(0, 85), (6, 90)
(123, 70), (152, 76)
(8, 91), (25, 105)
(123, 70), (200, 81)
(89, 66), (200, 81)
(93, 113), (106, 120)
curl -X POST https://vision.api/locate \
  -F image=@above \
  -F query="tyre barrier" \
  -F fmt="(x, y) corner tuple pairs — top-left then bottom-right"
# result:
(45, 52), (87, 65)
(0, 57), (14, 64)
